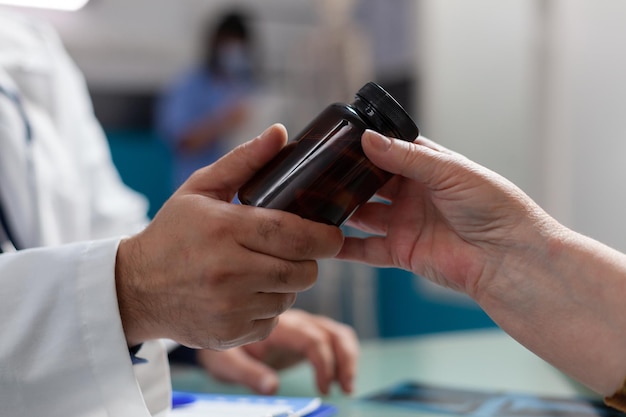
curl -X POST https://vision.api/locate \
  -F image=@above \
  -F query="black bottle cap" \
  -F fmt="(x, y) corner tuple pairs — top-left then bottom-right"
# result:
(356, 82), (419, 141)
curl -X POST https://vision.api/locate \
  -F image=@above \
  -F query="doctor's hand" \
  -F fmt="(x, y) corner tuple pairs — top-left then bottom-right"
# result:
(196, 309), (359, 396)
(115, 124), (344, 350)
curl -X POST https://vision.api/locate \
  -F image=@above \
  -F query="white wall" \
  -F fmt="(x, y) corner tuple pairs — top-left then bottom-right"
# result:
(2, 0), (415, 92)
(543, 0), (626, 251)
(416, 0), (542, 200)
(0, 0), (315, 91)
(416, 0), (626, 252)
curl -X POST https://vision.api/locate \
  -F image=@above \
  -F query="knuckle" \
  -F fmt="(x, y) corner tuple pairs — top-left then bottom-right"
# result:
(258, 296), (296, 333)
(187, 167), (209, 185)
(206, 209), (235, 237)
(340, 324), (358, 342)
(280, 293), (297, 311)
(272, 260), (294, 285)
(203, 263), (231, 288)
(303, 329), (329, 351)
(256, 214), (283, 240)
(272, 294), (296, 315)
(191, 327), (224, 351)
(219, 321), (252, 349)
(289, 234), (316, 258)
(319, 315), (353, 336)
(271, 261), (317, 291)
(208, 335), (230, 351)
(296, 261), (318, 291)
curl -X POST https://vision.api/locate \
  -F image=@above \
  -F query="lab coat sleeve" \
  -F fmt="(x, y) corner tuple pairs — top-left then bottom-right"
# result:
(0, 13), (172, 415)
(0, 238), (171, 417)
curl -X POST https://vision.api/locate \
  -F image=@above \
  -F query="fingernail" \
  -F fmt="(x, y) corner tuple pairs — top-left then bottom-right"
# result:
(259, 374), (278, 395)
(364, 130), (392, 152)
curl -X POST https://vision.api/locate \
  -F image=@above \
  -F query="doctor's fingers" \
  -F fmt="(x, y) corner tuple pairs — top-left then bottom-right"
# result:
(227, 250), (319, 294)
(204, 293), (297, 327)
(235, 207), (344, 261)
(179, 297), (292, 350)
(206, 317), (283, 351)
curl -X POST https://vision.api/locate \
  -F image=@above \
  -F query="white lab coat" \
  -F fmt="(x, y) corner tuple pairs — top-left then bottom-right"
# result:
(0, 12), (171, 417)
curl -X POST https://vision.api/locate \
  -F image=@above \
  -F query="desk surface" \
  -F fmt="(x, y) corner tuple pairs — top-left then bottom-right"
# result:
(171, 329), (594, 416)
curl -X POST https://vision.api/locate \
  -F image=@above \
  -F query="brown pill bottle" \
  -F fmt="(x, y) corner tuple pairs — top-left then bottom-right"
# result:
(238, 82), (419, 226)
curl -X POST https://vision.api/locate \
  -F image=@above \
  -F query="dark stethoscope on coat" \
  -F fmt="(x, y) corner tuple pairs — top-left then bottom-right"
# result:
(0, 85), (33, 253)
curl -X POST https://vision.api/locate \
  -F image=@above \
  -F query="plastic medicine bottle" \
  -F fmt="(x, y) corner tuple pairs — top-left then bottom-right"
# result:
(238, 82), (419, 226)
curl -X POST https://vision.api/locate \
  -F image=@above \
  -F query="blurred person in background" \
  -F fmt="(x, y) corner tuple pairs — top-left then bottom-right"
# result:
(156, 10), (257, 190)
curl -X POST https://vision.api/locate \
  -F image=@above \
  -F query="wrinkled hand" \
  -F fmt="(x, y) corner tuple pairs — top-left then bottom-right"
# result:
(337, 130), (558, 299)
(196, 309), (359, 395)
(337, 131), (626, 400)
(116, 125), (344, 349)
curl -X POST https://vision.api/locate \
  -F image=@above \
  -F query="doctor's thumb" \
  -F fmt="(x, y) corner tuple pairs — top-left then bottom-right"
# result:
(181, 124), (288, 201)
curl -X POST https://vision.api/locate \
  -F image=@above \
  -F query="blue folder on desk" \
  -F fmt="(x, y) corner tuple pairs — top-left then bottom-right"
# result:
(170, 391), (336, 417)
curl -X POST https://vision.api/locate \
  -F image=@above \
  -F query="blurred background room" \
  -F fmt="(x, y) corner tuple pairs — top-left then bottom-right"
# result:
(3, 0), (626, 341)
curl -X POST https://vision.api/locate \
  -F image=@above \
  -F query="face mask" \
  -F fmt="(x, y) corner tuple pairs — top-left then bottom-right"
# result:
(216, 42), (252, 80)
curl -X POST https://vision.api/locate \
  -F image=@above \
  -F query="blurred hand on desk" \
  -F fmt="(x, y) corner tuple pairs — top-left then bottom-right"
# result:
(196, 309), (359, 396)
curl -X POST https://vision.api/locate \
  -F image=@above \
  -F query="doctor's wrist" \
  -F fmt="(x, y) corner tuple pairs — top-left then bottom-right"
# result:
(115, 236), (155, 347)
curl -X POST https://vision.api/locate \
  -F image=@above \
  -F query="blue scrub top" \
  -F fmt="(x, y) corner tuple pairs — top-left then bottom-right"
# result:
(156, 68), (251, 189)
